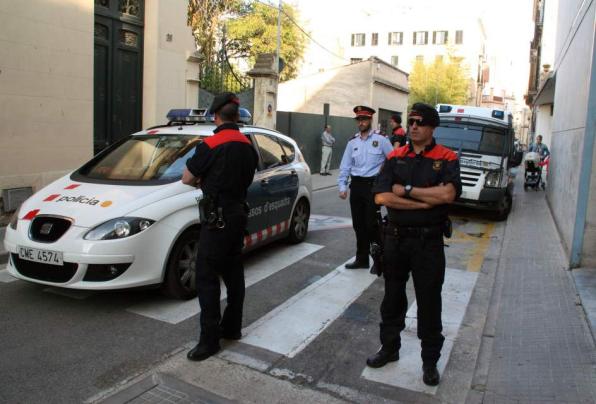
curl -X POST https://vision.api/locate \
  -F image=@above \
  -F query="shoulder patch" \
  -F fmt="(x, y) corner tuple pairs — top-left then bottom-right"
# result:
(388, 145), (410, 159)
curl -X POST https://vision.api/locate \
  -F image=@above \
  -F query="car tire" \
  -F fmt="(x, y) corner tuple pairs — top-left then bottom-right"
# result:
(493, 192), (512, 221)
(287, 198), (310, 244)
(162, 228), (200, 300)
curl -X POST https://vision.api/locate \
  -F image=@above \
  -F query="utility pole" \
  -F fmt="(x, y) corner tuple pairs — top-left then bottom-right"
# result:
(276, 0), (281, 74)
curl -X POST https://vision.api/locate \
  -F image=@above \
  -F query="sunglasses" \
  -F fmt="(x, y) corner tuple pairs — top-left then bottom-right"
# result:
(407, 118), (428, 127)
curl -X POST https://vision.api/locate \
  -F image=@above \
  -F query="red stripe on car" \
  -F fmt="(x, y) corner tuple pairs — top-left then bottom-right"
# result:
(44, 194), (60, 202)
(64, 184), (80, 190)
(22, 209), (40, 220)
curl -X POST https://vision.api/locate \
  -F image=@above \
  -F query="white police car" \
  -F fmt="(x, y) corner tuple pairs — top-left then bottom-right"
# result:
(3, 109), (312, 299)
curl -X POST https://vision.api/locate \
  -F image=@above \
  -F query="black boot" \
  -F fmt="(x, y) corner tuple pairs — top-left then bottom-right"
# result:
(345, 259), (369, 269)
(366, 348), (399, 368)
(422, 364), (440, 386)
(219, 326), (242, 340)
(187, 343), (220, 361)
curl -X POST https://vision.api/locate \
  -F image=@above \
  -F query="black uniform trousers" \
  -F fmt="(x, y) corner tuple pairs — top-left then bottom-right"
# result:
(380, 229), (446, 365)
(195, 211), (247, 348)
(349, 178), (379, 263)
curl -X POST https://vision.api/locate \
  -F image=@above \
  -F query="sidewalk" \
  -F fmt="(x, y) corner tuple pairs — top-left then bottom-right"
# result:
(467, 180), (596, 403)
(310, 169), (339, 192)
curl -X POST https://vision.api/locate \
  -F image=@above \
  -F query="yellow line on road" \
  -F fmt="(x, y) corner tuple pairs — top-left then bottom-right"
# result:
(466, 222), (495, 272)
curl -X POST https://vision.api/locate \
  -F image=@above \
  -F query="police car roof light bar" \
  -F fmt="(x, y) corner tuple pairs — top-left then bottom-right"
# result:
(165, 108), (252, 126)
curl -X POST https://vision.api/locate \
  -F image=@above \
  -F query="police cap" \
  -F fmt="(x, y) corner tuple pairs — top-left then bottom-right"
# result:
(353, 105), (375, 120)
(408, 102), (440, 127)
(208, 92), (240, 114)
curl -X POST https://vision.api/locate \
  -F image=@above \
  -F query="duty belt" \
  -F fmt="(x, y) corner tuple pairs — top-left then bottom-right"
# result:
(350, 176), (377, 184)
(385, 224), (443, 239)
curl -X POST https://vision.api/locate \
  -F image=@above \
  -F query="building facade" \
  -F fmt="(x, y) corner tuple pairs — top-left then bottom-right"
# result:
(0, 0), (199, 216)
(278, 57), (409, 133)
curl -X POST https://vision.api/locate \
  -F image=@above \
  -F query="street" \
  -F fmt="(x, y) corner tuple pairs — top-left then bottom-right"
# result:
(0, 184), (503, 403)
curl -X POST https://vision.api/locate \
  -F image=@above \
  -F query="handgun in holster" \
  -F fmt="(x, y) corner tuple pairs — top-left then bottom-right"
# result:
(370, 207), (387, 277)
(197, 194), (225, 229)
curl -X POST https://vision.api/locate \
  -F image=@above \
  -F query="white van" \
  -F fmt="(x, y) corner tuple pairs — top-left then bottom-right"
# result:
(434, 104), (523, 220)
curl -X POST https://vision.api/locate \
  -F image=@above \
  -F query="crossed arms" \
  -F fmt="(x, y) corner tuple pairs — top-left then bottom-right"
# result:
(374, 183), (457, 210)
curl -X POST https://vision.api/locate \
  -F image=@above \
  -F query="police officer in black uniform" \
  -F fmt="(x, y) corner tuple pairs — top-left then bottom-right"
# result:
(367, 103), (462, 386)
(182, 93), (258, 361)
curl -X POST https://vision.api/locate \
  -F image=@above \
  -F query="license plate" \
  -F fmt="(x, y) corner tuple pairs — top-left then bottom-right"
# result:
(18, 246), (63, 266)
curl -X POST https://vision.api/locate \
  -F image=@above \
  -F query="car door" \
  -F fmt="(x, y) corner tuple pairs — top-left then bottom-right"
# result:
(250, 132), (299, 235)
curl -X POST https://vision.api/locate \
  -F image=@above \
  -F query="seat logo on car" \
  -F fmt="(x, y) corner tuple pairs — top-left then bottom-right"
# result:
(43, 194), (113, 207)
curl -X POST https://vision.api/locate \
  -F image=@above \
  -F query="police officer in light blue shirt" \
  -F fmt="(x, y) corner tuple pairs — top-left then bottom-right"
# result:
(338, 106), (393, 268)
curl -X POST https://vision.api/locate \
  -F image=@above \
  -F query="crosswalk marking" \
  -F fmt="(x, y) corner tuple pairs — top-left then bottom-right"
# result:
(240, 258), (376, 358)
(361, 268), (478, 394)
(308, 215), (352, 232)
(0, 266), (18, 283)
(126, 242), (324, 324)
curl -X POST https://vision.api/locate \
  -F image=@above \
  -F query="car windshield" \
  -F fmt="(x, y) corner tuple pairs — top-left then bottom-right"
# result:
(434, 123), (509, 156)
(76, 135), (204, 183)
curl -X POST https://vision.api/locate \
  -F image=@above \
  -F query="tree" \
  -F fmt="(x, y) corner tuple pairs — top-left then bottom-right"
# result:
(225, 2), (306, 81)
(408, 55), (470, 107)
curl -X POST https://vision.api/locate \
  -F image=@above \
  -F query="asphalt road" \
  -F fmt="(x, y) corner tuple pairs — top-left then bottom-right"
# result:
(0, 187), (503, 403)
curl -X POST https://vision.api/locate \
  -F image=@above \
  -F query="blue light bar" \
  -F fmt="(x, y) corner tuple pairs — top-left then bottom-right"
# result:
(491, 110), (505, 120)
(165, 107), (252, 125)
(438, 105), (452, 113)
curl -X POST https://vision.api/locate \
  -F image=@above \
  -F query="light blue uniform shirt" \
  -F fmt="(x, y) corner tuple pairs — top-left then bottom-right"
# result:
(338, 130), (393, 193)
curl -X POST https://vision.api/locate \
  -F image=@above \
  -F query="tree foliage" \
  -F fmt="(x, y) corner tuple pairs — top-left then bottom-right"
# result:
(408, 55), (470, 108)
(187, 1), (306, 82)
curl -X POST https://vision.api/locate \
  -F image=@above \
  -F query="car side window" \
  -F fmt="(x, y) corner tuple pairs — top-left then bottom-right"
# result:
(254, 133), (287, 169)
(278, 138), (295, 163)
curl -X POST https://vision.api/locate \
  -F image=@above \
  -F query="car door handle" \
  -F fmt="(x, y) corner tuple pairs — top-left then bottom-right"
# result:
(261, 178), (270, 185)
(290, 170), (298, 177)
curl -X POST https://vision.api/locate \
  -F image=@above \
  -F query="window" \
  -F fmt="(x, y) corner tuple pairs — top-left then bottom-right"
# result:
(254, 133), (286, 169)
(388, 32), (403, 45)
(433, 31), (448, 45)
(415, 55), (424, 62)
(371, 33), (378, 46)
(413, 31), (428, 45)
(351, 33), (365, 47)
(456, 30), (464, 44)
(278, 138), (296, 162)
(350, 58), (363, 64)
(391, 56), (399, 67)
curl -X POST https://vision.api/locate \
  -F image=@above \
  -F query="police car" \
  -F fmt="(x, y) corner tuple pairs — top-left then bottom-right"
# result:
(3, 109), (312, 299)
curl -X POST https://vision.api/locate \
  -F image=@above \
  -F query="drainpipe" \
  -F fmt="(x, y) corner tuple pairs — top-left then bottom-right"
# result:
(570, 28), (596, 268)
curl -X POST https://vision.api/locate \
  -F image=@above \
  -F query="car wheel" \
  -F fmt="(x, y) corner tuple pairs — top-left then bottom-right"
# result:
(493, 192), (512, 221)
(162, 228), (199, 300)
(287, 198), (310, 244)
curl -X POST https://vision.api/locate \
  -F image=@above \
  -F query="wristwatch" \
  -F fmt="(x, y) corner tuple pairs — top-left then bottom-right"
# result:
(404, 184), (413, 198)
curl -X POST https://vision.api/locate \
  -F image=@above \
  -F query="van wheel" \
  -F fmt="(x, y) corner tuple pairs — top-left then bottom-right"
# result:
(493, 192), (512, 221)
(287, 198), (310, 244)
(162, 228), (199, 300)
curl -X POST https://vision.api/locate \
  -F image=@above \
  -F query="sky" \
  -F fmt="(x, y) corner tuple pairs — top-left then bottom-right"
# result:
(287, 0), (535, 105)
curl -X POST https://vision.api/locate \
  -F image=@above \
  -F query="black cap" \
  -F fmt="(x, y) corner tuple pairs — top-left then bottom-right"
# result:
(390, 113), (402, 124)
(208, 92), (240, 114)
(353, 105), (375, 119)
(408, 102), (440, 127)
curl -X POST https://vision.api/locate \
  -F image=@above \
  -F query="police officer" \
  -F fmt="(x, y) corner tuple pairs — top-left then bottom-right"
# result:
(338, 106), (393, 269)
(182, 93), (258, 361)
(367, 103), (462, 386)
(388, 113), (407, 148)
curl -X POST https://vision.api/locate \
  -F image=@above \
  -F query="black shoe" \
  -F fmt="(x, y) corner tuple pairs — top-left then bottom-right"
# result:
(366, 349), (399, 368)
(187, 343), (220, 361)
(323, 172), (331, 176)
(345, 260), (369, 269)
(422, 364), (440, 386)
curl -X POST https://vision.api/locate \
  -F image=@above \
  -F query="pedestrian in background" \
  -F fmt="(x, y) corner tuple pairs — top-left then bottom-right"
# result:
(529, 134), (550, 159)
(320, 124), (335, 176)
(182, 92), (258, 362)
(388, 113), (407, 148)
(367, 103), (461, 386)
(338, 106), (393, 269)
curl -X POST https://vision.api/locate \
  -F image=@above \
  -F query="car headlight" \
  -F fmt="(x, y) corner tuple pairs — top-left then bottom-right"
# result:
(485, 171), (502, 188)
(84, 217), (155, 240)
(9, 210), (19, 230)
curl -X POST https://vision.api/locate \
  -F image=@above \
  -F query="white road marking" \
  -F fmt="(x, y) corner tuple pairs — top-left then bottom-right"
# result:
(126, 242), (324, 324)
(361, 268), (478, 394)
(0, 267), (18, 283)
(43, 287), (96, 300)
(241, 258), (376, 358)
(308, 215), (352, 232)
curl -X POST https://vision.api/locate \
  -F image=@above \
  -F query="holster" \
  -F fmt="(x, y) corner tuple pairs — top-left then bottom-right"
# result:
(442, 218), (453, 238)
(370, 209), (387, 277)
(198, 194), (225, 229)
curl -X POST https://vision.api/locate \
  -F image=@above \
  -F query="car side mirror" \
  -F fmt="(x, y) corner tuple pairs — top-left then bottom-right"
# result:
(511, 151), (523, 167)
